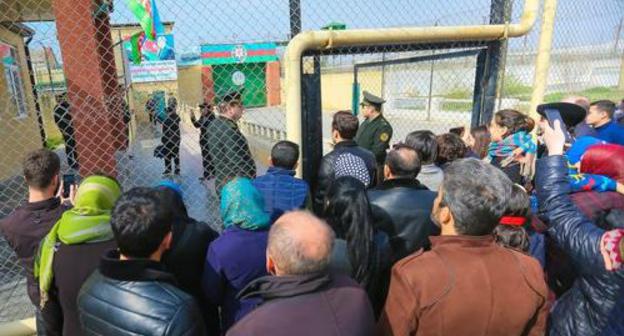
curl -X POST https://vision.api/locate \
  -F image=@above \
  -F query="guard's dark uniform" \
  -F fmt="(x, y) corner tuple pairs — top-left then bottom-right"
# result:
(191, 102), (216, 180)
(355, 91), (393, 181)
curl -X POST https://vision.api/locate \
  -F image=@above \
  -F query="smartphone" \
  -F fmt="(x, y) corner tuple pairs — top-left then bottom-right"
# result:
(449, 126), (465, 137)
(544, 108), (572, 143)
(62, 174), (75, 198)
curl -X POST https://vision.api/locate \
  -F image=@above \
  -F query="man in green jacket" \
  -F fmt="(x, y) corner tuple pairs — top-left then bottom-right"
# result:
(355, 91), (393, 183)
(207, 94), (256, 192)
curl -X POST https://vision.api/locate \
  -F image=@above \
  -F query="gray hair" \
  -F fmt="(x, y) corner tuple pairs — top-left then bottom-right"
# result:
(268, 212), (335, 275)
(441, 158), (512, 235)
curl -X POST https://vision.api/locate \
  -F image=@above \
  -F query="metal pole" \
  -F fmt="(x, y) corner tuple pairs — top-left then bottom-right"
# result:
(39, 43), (55, 98)
(117, 30), (130, 104)
(425, 21), (441, 121)
(380, 51), (386, 99)
(289, 0), (302, 38)
(25, 37), (47, 147)
(614, 16), (623, 55)
(529, 0), (558, 119)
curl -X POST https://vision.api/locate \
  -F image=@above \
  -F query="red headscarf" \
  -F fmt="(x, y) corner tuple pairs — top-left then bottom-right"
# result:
(581, 144), (624, 183)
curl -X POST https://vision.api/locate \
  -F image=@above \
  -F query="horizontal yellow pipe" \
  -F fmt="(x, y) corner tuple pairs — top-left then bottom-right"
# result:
(0, 318), (36, 336)
(285, 0), (541, 175)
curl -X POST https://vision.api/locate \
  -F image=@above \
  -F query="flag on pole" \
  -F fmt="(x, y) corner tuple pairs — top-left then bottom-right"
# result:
(151, 0), (165, 36)
(127, 0), (155, 40)
(127, 31), (145, 65)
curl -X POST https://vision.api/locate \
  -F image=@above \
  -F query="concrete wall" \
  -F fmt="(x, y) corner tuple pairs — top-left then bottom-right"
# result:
(321, 69), (382, 111)
(178, 65), (203, 107)
(0, 26), (44, 180)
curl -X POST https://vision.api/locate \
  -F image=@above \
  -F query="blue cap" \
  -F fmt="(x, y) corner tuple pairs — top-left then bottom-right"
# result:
(156, 180), (183, 199)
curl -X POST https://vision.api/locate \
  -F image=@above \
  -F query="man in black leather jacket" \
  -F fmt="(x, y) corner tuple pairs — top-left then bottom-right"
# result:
(537, 119), (624, 336)
(78, 188), (206, 336)
(368, 145), (439, 262)
(314, 111), (376, 214)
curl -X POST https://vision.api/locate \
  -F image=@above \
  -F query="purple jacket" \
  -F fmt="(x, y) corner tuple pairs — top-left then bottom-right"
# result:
(202, 226), (268, 331)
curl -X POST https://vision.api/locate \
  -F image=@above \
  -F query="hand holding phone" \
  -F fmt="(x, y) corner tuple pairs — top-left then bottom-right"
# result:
(62, 174), (75, 198)
(544, 109), (572, 143)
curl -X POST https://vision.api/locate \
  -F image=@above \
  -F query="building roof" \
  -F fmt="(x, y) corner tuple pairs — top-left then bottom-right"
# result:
(0, 22), (35, 37)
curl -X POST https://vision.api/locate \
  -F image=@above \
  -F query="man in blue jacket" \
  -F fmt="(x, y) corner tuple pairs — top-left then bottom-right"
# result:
(253, 141), (310, 222)
(585, 100), (624, 145)
(537, 119), (624, 336)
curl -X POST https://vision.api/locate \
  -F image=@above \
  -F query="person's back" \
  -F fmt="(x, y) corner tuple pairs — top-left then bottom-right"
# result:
(227, 211), (375, 336)
(253, 141), (309, 221)
(368, 145), (439, 261)
(382, 236), (546, 336)
(404, 130), (443, 191)
(315, 111), (376, 213)
(79, 251), (204, 336)
(0, 149), (67, 333)
(39, 175), (122, 335)
(78, 187), (206, 336)
(53, 99), (72, 133)
(229, 274), (373, 336)
(379, 159), (547, 336)
(203, 178), (270, 330)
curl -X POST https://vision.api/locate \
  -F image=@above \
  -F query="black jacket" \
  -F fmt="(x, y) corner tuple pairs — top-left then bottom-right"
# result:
(536, 155), (624, 336)
(53, 240), (116, 336)
(191, 114), (215, 145)
(0, 197), (68, 306)
(162, 217), (219, 334)
(162, 111), (181, 151)
(368, 178), (439, 262)
(227, 273), (375, 336)
(314, 140), (376, 214)
(78, 250), (206, 336)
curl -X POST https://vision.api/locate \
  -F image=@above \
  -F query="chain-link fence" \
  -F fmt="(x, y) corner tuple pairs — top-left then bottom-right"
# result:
(0, 0), (623, 325)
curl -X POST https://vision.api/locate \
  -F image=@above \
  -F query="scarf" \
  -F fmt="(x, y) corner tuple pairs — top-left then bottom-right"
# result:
(487, 131), (537, 160)
(220, 177), (270, 231)
(35, 175), (121, 308)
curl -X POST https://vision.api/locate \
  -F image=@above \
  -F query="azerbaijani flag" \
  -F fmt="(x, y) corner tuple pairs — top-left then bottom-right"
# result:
(126, 0), (165, 40)
(127, 31), (145, 65)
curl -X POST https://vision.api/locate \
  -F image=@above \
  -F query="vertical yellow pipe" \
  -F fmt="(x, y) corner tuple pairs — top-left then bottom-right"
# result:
(529, 0), (558, 119)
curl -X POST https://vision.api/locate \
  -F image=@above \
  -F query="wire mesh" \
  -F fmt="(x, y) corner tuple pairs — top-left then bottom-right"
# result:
(0, 0), (622, 324)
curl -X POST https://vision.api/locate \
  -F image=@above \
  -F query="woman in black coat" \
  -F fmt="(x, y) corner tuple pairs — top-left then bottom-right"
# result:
(162, 97), (181, 175)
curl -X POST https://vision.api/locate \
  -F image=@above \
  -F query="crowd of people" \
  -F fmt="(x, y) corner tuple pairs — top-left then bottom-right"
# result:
(2, 91), (624, 336)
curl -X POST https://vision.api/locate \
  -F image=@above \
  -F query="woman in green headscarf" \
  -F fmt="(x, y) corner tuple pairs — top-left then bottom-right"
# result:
(202, 177), (271, 330)
(35, 175), (121, 336)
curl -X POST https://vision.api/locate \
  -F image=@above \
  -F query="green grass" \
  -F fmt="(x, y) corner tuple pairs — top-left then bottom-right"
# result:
(45, 135), (65, 150)
(441, 101), (472, 112)
(442, 88), (472, 100)
(544, 86), (624, 103)
(502, 75), (533, 99)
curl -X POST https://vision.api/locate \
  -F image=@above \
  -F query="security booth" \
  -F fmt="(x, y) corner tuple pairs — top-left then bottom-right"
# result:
(200, 43), (281, 107)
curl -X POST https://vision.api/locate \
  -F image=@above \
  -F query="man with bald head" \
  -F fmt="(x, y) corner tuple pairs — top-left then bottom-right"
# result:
(227, 211), (375, 336)
(368, 144), (438, 262)
(562, 96), (597, 138)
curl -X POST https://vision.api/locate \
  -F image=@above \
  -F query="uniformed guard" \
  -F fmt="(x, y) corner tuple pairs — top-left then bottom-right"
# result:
(355, 91), (393, 183)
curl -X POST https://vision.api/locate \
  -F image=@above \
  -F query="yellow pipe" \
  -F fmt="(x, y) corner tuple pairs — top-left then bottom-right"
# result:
(529, 0), (558, 119)
(285, 0), (541, 175)
(0, 317), (36, 336)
